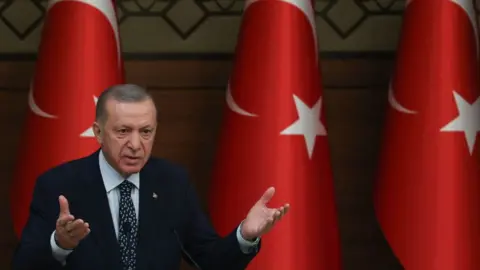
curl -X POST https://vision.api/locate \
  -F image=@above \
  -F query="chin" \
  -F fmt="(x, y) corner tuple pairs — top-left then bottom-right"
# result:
(120, 164), (143, 175)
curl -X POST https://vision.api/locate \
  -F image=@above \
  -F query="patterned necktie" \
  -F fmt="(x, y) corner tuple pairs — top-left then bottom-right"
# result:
(118, 180), (138, 270)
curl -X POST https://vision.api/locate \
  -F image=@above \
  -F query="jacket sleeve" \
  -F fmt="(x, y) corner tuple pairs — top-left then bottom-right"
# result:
(181, 178), (260, 270)
(11, 174), (64, 270)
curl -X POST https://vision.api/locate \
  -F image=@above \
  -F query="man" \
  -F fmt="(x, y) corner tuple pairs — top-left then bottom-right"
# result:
(11, 84), (289, 270)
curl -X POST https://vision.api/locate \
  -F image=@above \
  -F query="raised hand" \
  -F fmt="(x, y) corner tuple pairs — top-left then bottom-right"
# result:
(240, 187), (290, 241)
(54, 195), (90, 250)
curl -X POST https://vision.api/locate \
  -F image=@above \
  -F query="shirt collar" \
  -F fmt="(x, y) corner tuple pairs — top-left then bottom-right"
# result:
(99, 150), (140, 193)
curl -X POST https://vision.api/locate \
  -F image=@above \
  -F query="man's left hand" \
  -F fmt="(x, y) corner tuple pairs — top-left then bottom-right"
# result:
(240, 187), (290, 241)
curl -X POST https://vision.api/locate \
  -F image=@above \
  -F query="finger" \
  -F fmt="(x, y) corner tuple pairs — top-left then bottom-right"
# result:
(266, 209), (280, 223)
(277, 207), (284, 220)
(267, 215), (275, 224)
(275, 204), (289, 217)
(274, 208), (286, 221)
(268, 215), (278, 227)
(259, 187), (275, 204)
(68, 221), (89, 234)
(76, 227), (91, 240)
(65, 219), (85, 232)
(57, 214), (75, 227)
(66, 219), (86, 232)
(70, 223), (90, 240)
(59, 195), (70, 216)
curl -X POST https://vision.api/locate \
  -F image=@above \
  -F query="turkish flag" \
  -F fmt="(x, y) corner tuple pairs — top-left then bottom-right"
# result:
(374, 0), (480, 269)
(9, 0), (123, 237)
(208, 0), (342, 269)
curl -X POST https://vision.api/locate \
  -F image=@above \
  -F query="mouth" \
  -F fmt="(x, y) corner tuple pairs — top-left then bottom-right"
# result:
(124, 156), (141, 162)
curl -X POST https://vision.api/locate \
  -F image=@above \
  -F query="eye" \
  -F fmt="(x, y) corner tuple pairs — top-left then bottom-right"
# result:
(118, 128), (128, 134)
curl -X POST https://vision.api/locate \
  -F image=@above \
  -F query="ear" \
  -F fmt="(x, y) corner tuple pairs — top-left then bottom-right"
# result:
(92, 122), (102, 144)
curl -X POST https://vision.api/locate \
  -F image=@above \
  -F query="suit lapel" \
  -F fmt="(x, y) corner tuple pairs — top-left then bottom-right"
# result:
(77, 152), (177, 269)
(79, 151), (123, 269)
(136, 159), (173, 269)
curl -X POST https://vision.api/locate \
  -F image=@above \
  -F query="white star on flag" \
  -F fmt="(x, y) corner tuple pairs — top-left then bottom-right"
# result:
(440, 91), (480, 155)
(80, 95), (98, 137)
(280, 94), (326, 159)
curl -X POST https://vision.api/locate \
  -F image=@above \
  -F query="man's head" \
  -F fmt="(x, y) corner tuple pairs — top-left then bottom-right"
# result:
(92, 84), (157, 176)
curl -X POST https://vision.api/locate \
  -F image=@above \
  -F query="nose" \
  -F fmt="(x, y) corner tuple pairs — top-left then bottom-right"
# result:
(128, 131), (141, 151)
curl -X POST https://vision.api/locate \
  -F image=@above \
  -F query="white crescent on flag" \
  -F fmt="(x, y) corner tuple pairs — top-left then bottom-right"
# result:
(388, 81), (417, 114)
(407, 0), (478, 55)
(28, 83), (58, 118)
(450, 0), (479, 56)
(80, 95), (99, 137)
(226, 82), (258, 117)
(226, 0), (318, 117)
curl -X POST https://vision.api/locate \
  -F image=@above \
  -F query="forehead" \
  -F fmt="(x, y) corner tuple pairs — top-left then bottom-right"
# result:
(105, 99), (157, 125)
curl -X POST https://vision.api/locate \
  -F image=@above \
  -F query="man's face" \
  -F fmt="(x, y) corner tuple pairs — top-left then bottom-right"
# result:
(93, 98), (157, 176)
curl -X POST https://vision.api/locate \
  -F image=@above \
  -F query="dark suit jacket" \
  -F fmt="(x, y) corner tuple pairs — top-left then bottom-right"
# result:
(11, 150), (259, 270)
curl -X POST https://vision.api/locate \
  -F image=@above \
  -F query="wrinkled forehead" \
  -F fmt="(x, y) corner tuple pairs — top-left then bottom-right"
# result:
(106, 99), (157, 127)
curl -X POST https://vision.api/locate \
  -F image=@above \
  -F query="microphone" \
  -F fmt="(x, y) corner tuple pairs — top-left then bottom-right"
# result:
(172, 228), (202, 270)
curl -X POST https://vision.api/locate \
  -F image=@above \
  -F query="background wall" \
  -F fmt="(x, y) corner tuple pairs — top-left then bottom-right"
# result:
(1, 0), (477, 269)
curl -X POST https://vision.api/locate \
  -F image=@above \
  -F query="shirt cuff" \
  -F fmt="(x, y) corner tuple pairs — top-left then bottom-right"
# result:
(236, 222), (260, 254)
(50, 230), (73, 264)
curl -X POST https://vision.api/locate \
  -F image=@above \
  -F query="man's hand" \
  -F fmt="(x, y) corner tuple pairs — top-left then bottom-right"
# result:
(54, 195), (90, 250)
(240, 187), (290, 241)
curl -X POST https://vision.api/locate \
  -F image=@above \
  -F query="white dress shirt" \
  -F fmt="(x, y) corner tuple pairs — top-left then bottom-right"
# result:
(50, 150), (259, 263)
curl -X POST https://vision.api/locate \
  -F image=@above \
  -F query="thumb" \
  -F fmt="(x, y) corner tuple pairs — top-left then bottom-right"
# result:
(259, 187), (275, 205)
(58, 195), (70, 216)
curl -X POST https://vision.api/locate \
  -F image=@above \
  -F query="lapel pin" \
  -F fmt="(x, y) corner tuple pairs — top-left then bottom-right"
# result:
(152, 192), (158, 199)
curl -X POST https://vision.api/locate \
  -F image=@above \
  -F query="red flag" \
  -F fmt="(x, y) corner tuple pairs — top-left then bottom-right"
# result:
(208, 0), (341, 269)
(10, 0), (123, 237)
(374, 0), (480, 269)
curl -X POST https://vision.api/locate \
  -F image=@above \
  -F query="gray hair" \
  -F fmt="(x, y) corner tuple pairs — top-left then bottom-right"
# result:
(95, 83), (154, 124)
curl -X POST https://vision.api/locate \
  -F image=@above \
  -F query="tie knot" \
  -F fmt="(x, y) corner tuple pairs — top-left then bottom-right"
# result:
(119, 180), (135, 196)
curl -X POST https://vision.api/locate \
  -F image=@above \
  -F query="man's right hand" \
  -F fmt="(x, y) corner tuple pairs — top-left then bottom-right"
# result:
(54, 195), (90, 250)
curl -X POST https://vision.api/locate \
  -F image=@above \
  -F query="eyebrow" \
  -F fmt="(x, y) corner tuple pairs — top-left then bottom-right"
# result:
(116, 125), (155, 131)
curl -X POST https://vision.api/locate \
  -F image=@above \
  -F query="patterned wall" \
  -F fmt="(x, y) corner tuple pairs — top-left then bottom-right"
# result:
(0, 0), (479, 55)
